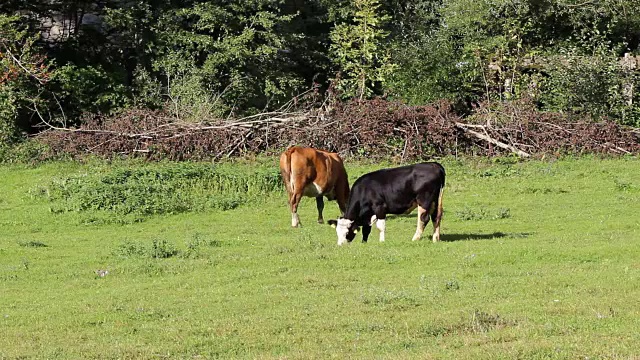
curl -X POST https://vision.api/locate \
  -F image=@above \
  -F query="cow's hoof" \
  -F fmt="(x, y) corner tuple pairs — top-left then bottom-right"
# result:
(317, 219), (324, 224)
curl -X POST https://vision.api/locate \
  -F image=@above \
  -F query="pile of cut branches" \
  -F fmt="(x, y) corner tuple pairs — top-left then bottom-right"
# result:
(460, 99), (640, 157)
(36, 98), (640, 161)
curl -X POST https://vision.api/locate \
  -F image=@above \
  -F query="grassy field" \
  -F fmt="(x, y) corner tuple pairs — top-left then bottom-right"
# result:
(1, 156), (639, 359)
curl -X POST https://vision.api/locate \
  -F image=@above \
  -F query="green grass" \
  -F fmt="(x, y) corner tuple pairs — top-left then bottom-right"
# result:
(1, 156), (640, 359)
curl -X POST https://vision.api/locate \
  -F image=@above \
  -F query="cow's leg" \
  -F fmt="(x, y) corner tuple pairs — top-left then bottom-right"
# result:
(376, 217), (386, 242)
(361, 224), (372, 243)
(286, 191), (294, 213)
(316, 196), (325, 224)
(430, 187), (444, 242)
(412, 205), (429, 241)
(413, 193), (435, 241)
(290, 192), (303, 227)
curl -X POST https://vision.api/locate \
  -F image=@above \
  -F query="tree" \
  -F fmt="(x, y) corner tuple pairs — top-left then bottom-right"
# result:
(0, 14), (53, 146)
(329, 0), (396, 99)
(144, 0), (308, 118)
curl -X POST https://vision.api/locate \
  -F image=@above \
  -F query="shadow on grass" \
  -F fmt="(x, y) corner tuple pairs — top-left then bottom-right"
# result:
(440, 232), (532, 242)
(387, 213), (421, 219)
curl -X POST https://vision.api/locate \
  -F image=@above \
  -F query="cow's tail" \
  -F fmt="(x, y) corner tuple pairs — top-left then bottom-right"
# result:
(436, 184), (444, 219)
(434, 163), (445, 221)
(279, 146), (296, 193)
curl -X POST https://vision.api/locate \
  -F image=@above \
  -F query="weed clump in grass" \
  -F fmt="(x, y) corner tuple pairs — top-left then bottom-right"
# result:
(360, 289), (420, 310)
(41, 162), (282, 223)
(445, 279), (460, 291)
(469, 310), (513, 333)
(113, 240), (147, 258)
(454, 207), (511, 221)
(148, 239), (178, 259)
(182, 233), (220, 258)
(522, 186), (569, 194)
(420, 310), (514, 338)
(114, 234), (220, 260)
(614, 179), (636, 192)
(17, 240), (48, 248)
(113, 239), (177, 259)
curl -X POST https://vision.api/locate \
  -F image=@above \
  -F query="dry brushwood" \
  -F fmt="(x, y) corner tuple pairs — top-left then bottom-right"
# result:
(36, 98), (640, 161)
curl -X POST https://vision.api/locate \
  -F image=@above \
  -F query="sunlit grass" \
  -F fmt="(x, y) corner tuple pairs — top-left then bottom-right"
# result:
(1, 156), (639, 358)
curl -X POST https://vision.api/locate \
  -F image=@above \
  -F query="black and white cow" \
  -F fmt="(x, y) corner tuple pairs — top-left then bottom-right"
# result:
(328, 162), (445, 245)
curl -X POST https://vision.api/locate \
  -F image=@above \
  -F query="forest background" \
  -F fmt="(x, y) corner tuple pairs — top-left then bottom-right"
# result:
(2, 0), (640, 160)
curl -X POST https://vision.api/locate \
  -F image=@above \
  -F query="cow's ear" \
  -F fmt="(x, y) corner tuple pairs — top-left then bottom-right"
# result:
(328, 219), (338, 228)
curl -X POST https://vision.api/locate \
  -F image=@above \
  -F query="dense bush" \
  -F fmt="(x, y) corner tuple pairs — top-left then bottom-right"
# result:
(0, 87), (19, 146)
(387, 0), (640, 124)
(0, 139), (51, 164)
(537, 50), (640, 127)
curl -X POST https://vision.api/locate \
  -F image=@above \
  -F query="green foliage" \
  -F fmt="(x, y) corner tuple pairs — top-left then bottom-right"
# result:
(0, 85), (19, 146)
(0, 14), (51, 143)
(130, 66), (163, 109)
(537, 47), (639, 124)
(41, 162), (282, 223)
(0, 139), (51, 164)
(387, 0), (640, 123)
(388, 27), (482, 105)
(148, 238), (179, 259)
(329, 0), (396, 99)
(51, 64), (130, 118)
(3, 0), (640, 129)
(163, 70), (229, 121)
(150, 0), (305, 117)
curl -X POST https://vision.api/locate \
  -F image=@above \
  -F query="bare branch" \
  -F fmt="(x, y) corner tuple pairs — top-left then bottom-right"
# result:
(455, 122), (531, 157)
(0, 43), (47, 85)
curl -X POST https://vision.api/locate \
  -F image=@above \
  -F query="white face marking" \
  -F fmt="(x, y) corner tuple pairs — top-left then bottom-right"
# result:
(335, 218), (353, 245)
(376, 219), (386, 242)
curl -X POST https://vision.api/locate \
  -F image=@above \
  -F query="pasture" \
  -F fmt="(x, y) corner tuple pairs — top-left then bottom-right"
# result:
(1, 156), (639, 359)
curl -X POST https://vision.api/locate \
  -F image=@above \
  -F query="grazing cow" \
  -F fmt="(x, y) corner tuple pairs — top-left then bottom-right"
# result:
(279, 146), (350, 227)
(328, 162), (445, 245)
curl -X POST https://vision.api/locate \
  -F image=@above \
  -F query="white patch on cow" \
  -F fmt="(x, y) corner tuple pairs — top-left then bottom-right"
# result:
(376, 219), (386, 242)
(303, 182), (323, 197)
(335, 218), (353, 246)
(369, 215), (377, 226)
(291, 212), (300, 227)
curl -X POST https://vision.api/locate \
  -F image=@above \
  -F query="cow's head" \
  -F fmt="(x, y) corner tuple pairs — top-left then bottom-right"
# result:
(328, 218), (359, 245)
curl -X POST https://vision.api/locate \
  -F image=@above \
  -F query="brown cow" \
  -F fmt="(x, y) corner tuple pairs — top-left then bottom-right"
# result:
(279, 146), (350, 227)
